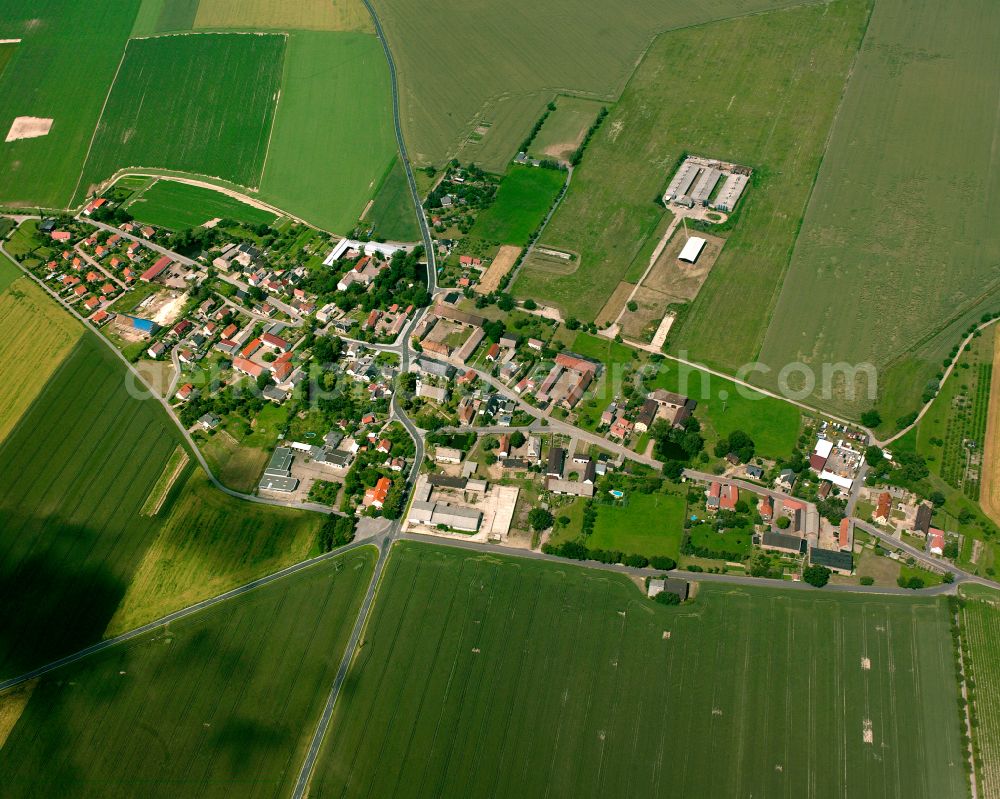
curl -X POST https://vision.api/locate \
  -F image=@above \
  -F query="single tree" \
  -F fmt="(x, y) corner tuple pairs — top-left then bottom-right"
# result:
(528, 508), (554, 531)
(802, 565), (831, 588)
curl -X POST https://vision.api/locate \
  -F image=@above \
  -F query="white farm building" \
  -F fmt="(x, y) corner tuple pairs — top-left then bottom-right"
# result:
(678, 236), (707, 263)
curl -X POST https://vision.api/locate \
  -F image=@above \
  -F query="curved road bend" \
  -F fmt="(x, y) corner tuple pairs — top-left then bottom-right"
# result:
(0, 236), (342, 518)
(359, 0), (438, 296)
(0, 538), (377, 694)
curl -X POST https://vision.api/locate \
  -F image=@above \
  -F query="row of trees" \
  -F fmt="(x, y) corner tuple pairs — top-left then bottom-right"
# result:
(542, 540), (676, 571)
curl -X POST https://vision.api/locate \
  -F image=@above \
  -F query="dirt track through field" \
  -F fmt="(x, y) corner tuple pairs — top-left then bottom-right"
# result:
(980, 327), (1000, 526)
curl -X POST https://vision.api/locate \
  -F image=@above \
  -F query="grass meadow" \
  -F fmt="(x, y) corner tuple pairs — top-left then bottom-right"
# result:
(567, 331), (801, 460)
(366, 157), (419, 241)
(514, 0), (871, 356)
(0, 0), (142, 207)
(646, 358), (802, 461)
(529, 96), (605, 162)
(125, 179), (277, 230)
(758, 0), (1000, 421)
(468, 165), (566, 247)
(587, 489), (687, 558)
(0, 548), (376, 798)
(258, 31), (397, 233)
(311, 542), (966, 798)
(0, 261), (81, 443)
(368, 0), (805, 171)
(78, 33), (285, 202)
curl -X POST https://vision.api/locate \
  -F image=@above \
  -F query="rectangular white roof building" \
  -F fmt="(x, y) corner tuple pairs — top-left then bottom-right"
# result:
(678, 236), (707, 263)
(814, 438), (834, 459)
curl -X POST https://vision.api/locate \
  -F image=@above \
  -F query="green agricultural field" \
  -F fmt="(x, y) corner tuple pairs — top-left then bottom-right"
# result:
(78, 33), (285, 201)
(0, 41), (15, 79)
(0, 548), (376, 798)
(310, 542), (966, 798)
(131, 0), (200, 35)
(366, 157), (419, 241)
(258, 31), (397, 233)
(529, 96), (606, 162)
(0, 265), (82, 444)
(0, 0), (142, 207)
(368, 0), (809, 171)
(194, 0), (374, 32)
(106, 468), (322, 634)
(588, 489), (687, 558)
(0, 336), (179, 679)
(125, 179), (278, 230)
(758, 0), (1000, 422)
(514, 0), (870, 354)
(961, 597), (1000, 797)
(468, 165), (566, 247)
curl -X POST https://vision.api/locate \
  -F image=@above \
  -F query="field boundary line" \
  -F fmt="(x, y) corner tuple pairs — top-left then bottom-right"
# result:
(248, 31), (287, 191)
(70, 39), (133, 204)
(0, 540), (377, 695)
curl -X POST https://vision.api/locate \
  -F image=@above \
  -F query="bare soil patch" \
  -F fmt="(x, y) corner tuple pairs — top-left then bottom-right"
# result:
(476, 245), (521, 294)
(0, 679), (37, 748)
(5, 116), (53, 142)
(595, 280), (636, 327)
(981, 326), (1000, 525)
(619, 285), (672, 342)
(642, 230), (726, 303)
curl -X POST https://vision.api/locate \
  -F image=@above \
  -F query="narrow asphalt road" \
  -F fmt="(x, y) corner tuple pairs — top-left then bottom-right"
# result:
(0, 538), (375, 694)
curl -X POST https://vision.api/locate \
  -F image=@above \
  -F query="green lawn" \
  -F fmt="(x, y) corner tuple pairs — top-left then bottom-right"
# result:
(0, 0), (142, 207)
(125, 179), (278, 230)
(588, 490), (686, 558)
(0, 547), (376, 798)
(366, 156), (419, 241)
(309, 541), (967, 798)
(758, 0), (1000, 420)
(77, 33), (286, 202)
(468, 165), (566, 247)
(687, 522), (753, 558)
(259, 31), (398, 233)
